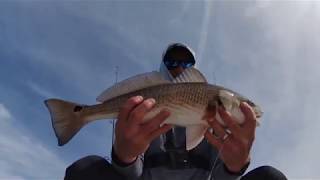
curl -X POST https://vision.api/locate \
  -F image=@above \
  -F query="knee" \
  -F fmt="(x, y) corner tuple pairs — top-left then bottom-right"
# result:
(67, 155), (108, 171)
(244, 166), (287, 180)
(255, 166), (287, 180)
(65, 155), (111, 179)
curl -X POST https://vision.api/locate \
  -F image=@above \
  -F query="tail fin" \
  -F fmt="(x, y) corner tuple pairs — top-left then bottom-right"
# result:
(44, 99), (86, 146)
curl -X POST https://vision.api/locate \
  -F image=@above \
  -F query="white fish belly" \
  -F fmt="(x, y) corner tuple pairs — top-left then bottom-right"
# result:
(143, 104), (208, 127)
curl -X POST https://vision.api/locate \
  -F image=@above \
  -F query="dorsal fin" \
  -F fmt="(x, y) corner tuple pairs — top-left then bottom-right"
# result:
(96, 71), (171, 102)
(172, 67), (207, 83)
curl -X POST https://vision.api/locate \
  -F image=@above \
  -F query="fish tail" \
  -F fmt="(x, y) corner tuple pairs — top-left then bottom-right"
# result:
(44, 98), (86, 146)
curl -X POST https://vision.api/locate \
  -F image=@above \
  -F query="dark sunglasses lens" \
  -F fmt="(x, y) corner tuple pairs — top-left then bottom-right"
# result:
(182, 61), (194, 68)
(164, 61), (178, 69)
(164, 60), (194, 69)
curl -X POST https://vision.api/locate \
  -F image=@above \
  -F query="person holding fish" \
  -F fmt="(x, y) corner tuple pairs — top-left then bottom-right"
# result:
(61, 43), (287, 180)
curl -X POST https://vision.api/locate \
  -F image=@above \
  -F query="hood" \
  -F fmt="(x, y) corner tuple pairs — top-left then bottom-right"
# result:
(159, 61), (174, 81)
(159, 43), (196, 81)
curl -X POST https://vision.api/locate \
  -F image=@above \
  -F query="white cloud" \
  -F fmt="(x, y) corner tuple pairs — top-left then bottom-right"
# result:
(26, 81), (57, 99)
(194, 1), (320, 179)
(2, 2), (320, 179)
(225, 2), (320, 179)
(196, 1), (213, 65)
(0, 103), (67, 179)
(0, 104), (11, 120)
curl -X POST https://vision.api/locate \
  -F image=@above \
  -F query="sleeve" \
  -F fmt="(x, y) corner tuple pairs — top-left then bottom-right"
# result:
(111, 146), (144, 179)
(210, 158), (250, 180)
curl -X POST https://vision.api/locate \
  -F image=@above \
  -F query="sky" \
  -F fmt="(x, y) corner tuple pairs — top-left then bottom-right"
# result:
(0, 1), (319, 179)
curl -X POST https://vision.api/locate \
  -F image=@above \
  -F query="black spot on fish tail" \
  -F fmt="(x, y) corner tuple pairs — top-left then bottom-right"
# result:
(73, 106), (83, 112)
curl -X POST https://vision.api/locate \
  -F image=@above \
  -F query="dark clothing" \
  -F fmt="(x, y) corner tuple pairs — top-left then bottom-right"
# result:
(64, 155), (125, 180)
(116, 137), (243, 180)
(65, 155), (287, 180)
(240, 166), (287, 180)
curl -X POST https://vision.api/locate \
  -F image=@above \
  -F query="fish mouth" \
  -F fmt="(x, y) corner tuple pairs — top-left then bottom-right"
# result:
(217, 90), (263, 122)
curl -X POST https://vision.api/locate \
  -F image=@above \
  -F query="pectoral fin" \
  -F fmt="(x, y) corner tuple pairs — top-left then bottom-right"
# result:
(186, 125), (208, 150)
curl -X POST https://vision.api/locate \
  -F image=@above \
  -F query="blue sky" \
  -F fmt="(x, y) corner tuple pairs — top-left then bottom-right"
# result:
(0, 1), (319, 179)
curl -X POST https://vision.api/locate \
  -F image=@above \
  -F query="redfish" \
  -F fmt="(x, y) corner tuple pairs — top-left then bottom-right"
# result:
(44, 68), (262, 150)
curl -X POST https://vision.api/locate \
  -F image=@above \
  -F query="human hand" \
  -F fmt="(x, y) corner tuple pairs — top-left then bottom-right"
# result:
(204, 102), (256, 173)
(113, 96), (172, 164)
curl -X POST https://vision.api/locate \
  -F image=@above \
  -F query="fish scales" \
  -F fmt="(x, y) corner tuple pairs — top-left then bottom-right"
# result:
(44, 67), (263, 147)
(84, 83), (210, 118)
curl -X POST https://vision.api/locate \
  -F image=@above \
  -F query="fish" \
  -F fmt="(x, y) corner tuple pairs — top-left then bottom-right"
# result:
(44, 67), (262, 150)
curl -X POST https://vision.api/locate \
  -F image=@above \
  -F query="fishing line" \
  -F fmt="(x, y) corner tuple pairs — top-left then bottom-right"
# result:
(112, 66), (119, 146)
(207, 144), (224, 180)
(105, 66), (119, 162)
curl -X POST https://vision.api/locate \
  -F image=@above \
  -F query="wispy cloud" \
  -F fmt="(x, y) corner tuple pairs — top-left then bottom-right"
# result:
(26, 81), (57, 99)
(1, 2), (319, 179)
(0, 103), (66, 179)
(196, 1), (213, 66)
(0, 104), (11, 120)
(215, 2), (320, 179)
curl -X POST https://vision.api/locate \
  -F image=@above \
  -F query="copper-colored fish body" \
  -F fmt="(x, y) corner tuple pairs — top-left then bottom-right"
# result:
(45, 68), (262, 149)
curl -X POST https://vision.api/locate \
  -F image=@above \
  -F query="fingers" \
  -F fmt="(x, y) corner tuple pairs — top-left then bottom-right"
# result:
(128, 98), (156, 125)
(240, 102), (257, 131)
(143, 109), (171, 135)
(207, 118), (226, 139)
(205, 130), (223, 149)
(218, 107), (241, 137)
(118, 96), (144, 122)
(148, 124), (173, 141)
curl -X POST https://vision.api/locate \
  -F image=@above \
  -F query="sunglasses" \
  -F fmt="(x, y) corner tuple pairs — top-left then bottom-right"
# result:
(164, 60), (195, 70)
